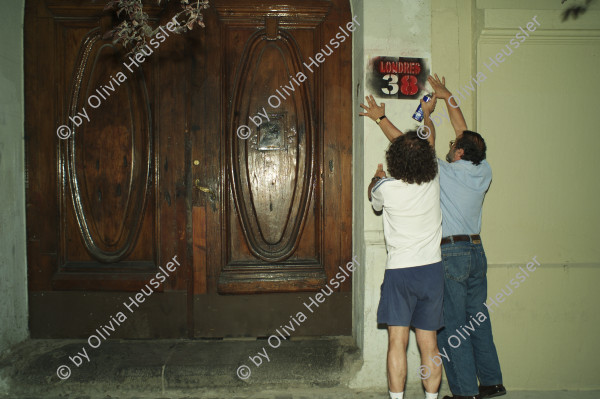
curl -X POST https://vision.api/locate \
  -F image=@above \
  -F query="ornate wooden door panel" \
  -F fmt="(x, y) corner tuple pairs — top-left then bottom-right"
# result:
(60, 27), (153, 269)
(26, 1), (190, 338)
(190, 0), (353, 336)
(221, 5), (326, 292)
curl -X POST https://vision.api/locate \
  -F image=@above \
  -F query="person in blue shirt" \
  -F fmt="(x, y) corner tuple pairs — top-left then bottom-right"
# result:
(360, 74), (505, 399)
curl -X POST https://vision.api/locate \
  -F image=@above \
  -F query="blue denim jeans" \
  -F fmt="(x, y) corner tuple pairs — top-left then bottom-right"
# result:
(437, 240), (503, 396)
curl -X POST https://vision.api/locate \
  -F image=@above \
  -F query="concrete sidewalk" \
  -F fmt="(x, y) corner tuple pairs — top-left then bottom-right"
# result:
(1, 388), (600, 399)
(0, 338), (597, 399)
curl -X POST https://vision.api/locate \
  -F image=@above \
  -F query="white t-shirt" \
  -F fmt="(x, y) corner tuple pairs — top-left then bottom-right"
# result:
(370, 174), (442, 269)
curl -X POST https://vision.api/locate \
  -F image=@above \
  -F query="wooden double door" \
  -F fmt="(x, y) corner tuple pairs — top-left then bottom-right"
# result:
(25, 0), (353, 338)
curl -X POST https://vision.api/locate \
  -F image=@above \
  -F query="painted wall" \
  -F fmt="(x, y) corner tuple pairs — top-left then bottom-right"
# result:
(352, 0), (600, 392)
(0, 0), (28, 357)
(432, 0), (600, 390)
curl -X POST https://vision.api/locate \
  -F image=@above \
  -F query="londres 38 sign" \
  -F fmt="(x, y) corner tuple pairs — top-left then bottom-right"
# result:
(367, 56), (430, 100)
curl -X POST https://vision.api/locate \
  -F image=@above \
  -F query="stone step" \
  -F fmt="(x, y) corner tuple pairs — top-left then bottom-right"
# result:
(0, 337), (360, 397)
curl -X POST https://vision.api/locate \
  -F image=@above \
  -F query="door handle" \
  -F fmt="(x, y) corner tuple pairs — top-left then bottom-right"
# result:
(195, 179), (216, 202)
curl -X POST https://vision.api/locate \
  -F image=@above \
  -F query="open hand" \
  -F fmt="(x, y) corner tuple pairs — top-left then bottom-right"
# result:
(359, 95), (385, 121)
(428, 74), (451, 100)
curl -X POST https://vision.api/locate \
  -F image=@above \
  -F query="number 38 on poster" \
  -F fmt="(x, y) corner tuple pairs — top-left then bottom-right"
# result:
(368, 56), (429, 100)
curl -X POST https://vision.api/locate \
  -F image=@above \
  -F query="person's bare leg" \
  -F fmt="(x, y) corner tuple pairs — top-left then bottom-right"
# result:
(415, 328), (442, 395)
(387, 326), (410, 394)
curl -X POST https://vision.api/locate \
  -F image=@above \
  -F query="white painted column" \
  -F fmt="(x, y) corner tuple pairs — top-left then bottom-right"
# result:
(351, 0), (432, 390)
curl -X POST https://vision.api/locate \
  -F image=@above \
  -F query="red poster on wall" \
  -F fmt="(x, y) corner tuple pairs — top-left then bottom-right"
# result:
(367, 56), (430, 100)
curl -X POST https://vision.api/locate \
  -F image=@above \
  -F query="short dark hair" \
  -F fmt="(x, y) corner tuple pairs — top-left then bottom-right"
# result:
(456, 130), (487, 165)
(386, 131), (437, 184)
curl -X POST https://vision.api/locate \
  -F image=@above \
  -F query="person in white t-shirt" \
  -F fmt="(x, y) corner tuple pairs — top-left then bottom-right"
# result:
(364, 95), (443, 399)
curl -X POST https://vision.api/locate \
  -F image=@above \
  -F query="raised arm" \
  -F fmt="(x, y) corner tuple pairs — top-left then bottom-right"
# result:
(359, 95), (403, 142)
(428, 74), (467, 138)
(421, 94), (437, 148)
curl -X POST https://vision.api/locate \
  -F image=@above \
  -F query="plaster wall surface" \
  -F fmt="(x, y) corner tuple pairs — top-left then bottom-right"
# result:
(352, 0), (600, 391)
(432, 0), (600, 390)
(0, 0), (28, 359)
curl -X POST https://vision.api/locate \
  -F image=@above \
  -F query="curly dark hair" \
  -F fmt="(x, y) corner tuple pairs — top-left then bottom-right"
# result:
(456, 130), (487, 165)
(386, 131), (437, 184)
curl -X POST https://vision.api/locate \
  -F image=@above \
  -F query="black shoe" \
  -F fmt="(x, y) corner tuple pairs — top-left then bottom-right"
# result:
(442, 395), (481, 399)
(479, 384), (506, 398)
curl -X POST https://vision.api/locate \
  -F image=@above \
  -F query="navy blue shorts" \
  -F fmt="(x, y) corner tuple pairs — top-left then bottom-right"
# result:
(377, 261), (444, 331)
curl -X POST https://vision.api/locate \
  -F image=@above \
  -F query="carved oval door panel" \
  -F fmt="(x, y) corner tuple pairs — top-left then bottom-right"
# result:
(230, 30), (314, 262)
(214, 3), (352, 298)
(27, 3), (188, 338)
(64, 30), (152, 263)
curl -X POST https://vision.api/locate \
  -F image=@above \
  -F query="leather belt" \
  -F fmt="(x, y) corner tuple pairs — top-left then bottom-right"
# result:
(441, 234), (481, 245)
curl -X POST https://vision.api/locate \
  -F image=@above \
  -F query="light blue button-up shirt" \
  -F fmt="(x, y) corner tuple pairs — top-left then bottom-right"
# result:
(437, 158), (492, 237)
